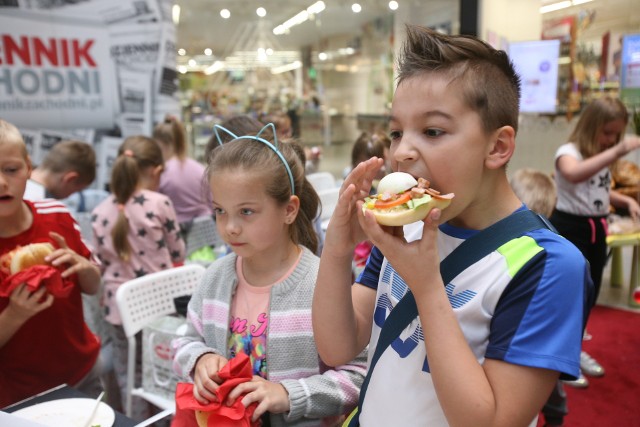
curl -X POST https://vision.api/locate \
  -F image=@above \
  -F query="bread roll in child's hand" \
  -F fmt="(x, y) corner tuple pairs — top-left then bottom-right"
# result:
(0, 243), (55, 275)
(362, 172), (454, 226)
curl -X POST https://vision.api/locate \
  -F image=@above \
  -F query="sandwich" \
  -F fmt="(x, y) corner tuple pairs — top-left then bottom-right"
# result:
(362, 172), (454, 226)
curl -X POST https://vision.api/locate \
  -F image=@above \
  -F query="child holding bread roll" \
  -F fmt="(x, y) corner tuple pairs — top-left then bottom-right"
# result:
(0, 119), (103, 407)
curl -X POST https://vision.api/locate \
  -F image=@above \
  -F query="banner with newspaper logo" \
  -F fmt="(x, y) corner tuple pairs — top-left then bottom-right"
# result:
(0, 10), (118, 129)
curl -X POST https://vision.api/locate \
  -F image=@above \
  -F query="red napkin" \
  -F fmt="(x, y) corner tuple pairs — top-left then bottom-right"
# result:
(172, 352), (260, 427)
(0, 265), (73, 298)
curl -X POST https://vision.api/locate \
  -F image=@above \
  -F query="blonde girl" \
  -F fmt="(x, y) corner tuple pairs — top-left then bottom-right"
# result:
(550, 96), (640, 386)
(174, 125), (366, 426)
(91, 135), (185, 421)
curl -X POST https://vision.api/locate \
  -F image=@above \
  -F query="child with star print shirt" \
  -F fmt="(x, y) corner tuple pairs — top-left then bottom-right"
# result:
(91, 189), (184, 323)
(91, 135), (185, 421)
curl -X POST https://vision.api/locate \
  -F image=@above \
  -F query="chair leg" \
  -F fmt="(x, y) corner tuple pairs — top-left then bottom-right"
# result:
(125, 336), (137, 417)
(610, 246), (623, 288)
(629, 246), (640, 308)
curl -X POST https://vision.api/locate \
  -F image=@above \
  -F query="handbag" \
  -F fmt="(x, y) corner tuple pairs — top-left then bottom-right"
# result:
(344, 209), (552, 426)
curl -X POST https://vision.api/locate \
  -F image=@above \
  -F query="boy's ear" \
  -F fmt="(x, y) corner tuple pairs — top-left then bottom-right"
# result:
(485, 126), (516, 170)
(61, 171), (80, 184)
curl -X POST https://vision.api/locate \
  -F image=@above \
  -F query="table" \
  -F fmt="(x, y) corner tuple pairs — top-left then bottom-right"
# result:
(2, 384), (137, 427)
(606, 233), (640, 308)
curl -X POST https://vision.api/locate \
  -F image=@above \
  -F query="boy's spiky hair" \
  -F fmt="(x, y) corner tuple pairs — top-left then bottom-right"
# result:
(397, 25), (521, 134)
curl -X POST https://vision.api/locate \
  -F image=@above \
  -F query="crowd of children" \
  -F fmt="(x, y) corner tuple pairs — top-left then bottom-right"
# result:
(1, 24), (639, 427)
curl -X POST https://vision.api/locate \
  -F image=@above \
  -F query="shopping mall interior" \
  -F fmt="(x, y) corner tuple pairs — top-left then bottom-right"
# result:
(1, 1), (640, 426)
(171, 0), (640, 179)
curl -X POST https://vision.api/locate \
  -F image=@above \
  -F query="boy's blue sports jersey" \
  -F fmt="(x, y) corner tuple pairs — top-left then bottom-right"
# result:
(356, 213), (593, 426)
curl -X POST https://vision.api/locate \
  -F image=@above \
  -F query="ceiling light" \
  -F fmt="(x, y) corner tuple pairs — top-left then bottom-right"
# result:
(172, 5), (180, 25)
(204, 48), (212, 56)
(388, 1), (399, 10)
(204, 61), (225, 75)
(307, 1), (326, 14)
(271, 61), (302, 74)
(178, 48), (186, 56)
(540, 1), (571, 13)
(257, 7), (267, 17)
(352, 3), (362, 13)
(258, 47), (268, 61)
(273, 1), (326, 35)
(220, 9), (231, 19)
(188, 59), (196, 67)
(266, 48), (274, 55)
(540, 0), (593, 14)
(318, 52), (328, 61)
(178, 65), (187, 74)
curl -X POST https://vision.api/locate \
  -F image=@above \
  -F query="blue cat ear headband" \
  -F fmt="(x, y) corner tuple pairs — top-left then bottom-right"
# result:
(212, 122), (295, 195)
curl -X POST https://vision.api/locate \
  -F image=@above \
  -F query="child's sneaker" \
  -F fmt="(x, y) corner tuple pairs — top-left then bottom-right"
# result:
(580, 351), (604, 377)
(563, 371), (589, 388)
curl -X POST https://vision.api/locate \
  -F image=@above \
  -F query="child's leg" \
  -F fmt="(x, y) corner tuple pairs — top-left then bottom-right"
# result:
(541, 380), (568, 426)
(107, 322), (152, 422)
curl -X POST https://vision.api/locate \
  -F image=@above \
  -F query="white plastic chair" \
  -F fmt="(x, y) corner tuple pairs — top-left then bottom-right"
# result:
(318, 187), (341, 232)
(307, 171), (337, 193)
(115, 264), (206, 418)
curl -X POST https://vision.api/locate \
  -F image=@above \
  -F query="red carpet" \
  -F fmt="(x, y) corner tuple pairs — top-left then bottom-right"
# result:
(537, 305), (640, 427)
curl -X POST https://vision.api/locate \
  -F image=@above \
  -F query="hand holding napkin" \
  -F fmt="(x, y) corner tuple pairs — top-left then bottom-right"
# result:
(173, 352), (260, 427)
(0, 265), (73, 298)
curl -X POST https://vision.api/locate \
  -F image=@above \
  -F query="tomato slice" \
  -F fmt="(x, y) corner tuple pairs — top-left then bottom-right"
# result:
(374, 192), (412, 209)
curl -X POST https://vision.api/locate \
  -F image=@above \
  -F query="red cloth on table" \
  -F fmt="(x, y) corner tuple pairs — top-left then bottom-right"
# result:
(0, 265), (73, 298)
(172, 352), (260, 427)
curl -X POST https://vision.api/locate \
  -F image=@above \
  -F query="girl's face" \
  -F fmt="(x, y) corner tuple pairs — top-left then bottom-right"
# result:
(598, 118), (627, 151)
(210, 168), (297, 260)
(0, 141), (31, 220)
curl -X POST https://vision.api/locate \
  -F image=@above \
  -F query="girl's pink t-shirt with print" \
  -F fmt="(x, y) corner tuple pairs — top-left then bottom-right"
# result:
(228, 252), (302, 377)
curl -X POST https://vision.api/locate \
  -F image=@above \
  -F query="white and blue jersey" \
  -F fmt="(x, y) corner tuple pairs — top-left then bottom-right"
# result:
(356, 210), (593, 426)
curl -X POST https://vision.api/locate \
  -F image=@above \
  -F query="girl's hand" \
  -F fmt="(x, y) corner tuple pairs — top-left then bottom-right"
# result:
(618, 135), (640, 157)
(192, 353), (229, 404)
(8, 284), (54, 323)
(627, 198), (640, 221)
(324, 157), (384, 257)
(358, 205), (443, 297)
(226, 376), (290, 422)
(47, 232), (92, 279)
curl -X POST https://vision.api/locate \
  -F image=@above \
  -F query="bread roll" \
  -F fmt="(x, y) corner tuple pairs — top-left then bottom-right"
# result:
(2, 243), (55, 274)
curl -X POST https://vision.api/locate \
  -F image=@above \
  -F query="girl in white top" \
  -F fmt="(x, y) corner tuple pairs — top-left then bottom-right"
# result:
(552, 97), (640, 297)
(550, 96), (640, 383)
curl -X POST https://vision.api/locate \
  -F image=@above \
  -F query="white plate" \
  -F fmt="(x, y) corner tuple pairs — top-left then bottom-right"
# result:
(11, 398), (115, 427)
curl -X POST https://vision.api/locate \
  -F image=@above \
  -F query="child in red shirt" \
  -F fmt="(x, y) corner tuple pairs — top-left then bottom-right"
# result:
(0, 119), (102, 407)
